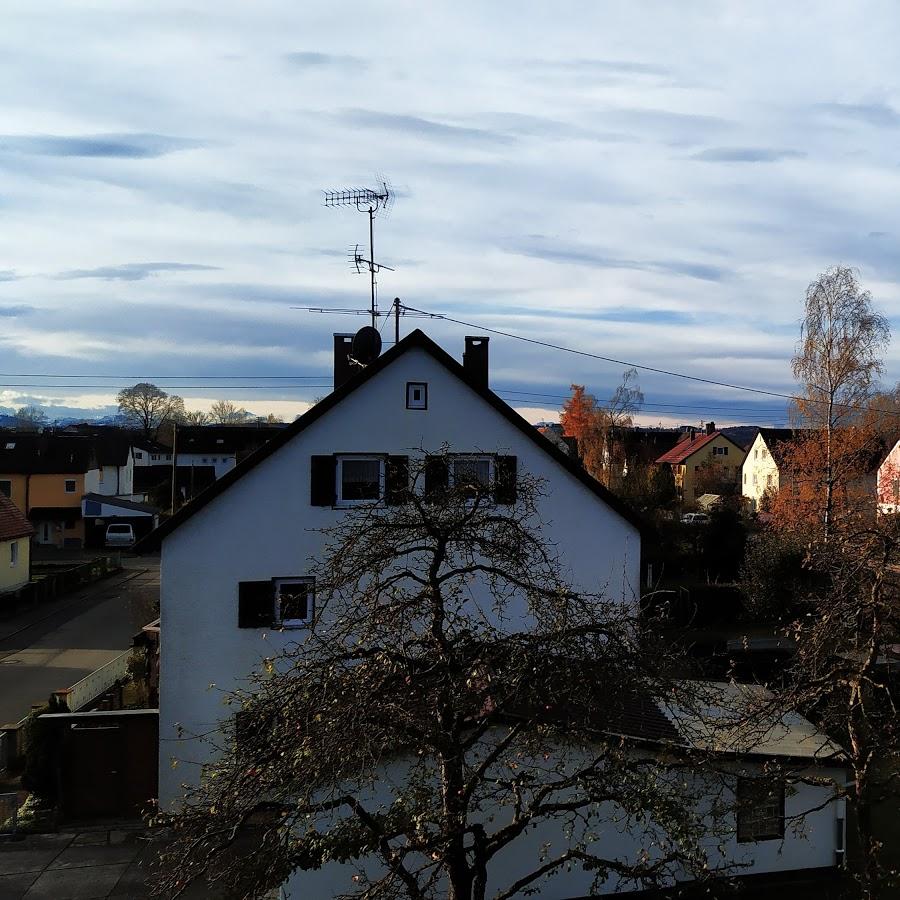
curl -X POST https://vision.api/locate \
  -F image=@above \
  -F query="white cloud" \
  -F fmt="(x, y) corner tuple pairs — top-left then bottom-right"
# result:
(1, 2), (899, 423)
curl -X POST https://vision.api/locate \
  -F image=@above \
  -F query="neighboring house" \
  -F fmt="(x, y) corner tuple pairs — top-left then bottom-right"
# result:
(741, 428), (798, 512)
(140, 330), (643, 808)
(656, 424), (747, 501)
(0, 494), (33, 595)
(132, 464), (217, 506)
(172, 423), (285, 479)
(744, 428), (881, 516)
(877, 437), (900, 515)
(283, 682), (847, 898)
(0, 434), (95, 547)
(0, 429), (138, 548)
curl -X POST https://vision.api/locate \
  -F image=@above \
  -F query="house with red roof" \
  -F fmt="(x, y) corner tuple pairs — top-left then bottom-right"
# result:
(0, 494), (34, 596)
(656, 423), (747, 502)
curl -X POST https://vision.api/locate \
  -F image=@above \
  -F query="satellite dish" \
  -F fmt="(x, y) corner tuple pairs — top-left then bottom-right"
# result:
(352, 326), (382, 365)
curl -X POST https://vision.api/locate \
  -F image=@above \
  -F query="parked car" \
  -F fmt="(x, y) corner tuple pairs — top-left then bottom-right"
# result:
(105, 523), (135, 547)
(681, 512), (711, 526)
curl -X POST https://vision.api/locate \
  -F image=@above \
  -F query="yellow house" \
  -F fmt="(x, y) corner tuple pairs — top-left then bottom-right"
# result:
(0, 494), (33, 595)
(0, 435), (92, 548)
(656, 425), (748, 502)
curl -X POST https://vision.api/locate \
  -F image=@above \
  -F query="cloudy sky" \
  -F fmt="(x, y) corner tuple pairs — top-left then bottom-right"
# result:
(3, 1), (900, 427)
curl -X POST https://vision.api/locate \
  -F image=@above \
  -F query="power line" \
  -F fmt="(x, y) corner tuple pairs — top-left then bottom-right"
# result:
(400, 304), (900, 419)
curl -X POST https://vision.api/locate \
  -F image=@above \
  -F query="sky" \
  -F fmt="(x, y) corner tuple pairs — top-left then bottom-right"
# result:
(3, 2), (900, 428)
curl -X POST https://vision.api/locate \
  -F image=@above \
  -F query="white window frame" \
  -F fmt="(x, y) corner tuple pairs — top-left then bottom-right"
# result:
(64, 479), (76, 494)
(274, 577), (314, 628)
(448, 455), (495, 497)
(10, 541), (17, 568)
(335, 455), (385, 507)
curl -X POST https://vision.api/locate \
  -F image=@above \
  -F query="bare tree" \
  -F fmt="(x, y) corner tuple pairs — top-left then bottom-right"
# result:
(117, 383), (185, 439)
(14, 405), (48, 431)
(208, 399), (253, 425)
(182, 409), (212, 425)
(791, 266), (889, 536)
(152, 459), (731, 900)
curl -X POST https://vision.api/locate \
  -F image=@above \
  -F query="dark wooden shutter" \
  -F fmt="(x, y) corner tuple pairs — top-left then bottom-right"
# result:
(238, 581), (274, 628)
(310, 455), (336, 506)
(386, 455), (409, 505)
(424, 455), (449, 499)
(494, 455), (517, 504)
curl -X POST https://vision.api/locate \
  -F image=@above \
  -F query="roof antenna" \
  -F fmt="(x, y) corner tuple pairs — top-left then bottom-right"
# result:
(324, 177), (395, 328)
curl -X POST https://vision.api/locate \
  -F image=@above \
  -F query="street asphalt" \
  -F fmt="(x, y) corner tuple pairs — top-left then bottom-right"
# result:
(0, 561), (159, 725)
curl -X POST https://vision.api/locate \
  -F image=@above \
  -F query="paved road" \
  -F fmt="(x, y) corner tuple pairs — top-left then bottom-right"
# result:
(0, 565), (159, 724)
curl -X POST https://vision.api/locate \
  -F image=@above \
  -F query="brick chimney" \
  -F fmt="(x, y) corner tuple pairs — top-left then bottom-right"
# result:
(463, 336), (489, 388)
(706, 421), (716, 435)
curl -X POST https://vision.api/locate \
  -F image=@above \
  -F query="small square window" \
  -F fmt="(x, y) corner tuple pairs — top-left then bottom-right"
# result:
(151, 454), (160, 461)
(406, 382), (428, 410)
(736, 777), (784, 842)
(274, 577), (314, 628)
(135, 451), (143, 459)
(64, 479), (76, 493)
(450, 456), (493, 498)
(336, 456), (385, 506)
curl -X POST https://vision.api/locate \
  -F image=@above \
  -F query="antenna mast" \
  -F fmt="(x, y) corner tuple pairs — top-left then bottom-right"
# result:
(324, 180), (394, 328)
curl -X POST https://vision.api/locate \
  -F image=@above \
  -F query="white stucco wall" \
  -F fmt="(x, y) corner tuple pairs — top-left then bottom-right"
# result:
(159, 347), (640, 804)
(83, 453), (134, 497)
(741, 434), (782, 511)
(279, 752), (844, 898)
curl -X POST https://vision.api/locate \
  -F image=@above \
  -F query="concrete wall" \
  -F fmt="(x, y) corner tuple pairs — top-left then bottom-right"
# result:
(0, 536), (29, 594)
(0, 474), (27, 513)
(159, 347), (641, 805)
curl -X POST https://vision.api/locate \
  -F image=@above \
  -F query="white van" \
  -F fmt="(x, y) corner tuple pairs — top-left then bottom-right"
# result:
(105, 523), (135, 547)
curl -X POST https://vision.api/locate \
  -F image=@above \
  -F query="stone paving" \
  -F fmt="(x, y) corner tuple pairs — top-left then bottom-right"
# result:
(0, 828), (158, 899)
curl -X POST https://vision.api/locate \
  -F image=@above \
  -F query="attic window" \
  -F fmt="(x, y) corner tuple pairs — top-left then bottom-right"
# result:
(406, 382), (428, 410)
(712, 446), (728, 456)
(4, 442), (14, 450)
(64, 479), (76, 494)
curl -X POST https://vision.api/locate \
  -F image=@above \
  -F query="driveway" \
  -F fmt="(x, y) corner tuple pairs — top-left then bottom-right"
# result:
(0, 828), (234, 899)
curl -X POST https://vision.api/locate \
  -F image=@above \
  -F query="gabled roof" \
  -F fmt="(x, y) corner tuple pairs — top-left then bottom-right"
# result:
(82, 493), (159, 514)
(0, 434), (96, 474)
(175, 424), (286, 455)
(656, 431), (745, 465)
(754, 427), (801, 468)
(137, 329), (643, 551)
(0, 495), (34, 542)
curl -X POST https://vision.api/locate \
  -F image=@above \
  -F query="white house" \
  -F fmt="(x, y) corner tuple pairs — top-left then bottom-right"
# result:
(143, 331), (846, 896)
(145, 331), (642, 805)
(741, 429), (797, 511)
(281, 682), (847, 898)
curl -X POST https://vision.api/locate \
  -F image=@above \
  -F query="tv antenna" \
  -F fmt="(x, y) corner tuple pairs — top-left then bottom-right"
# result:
(324, 179), (395, 327)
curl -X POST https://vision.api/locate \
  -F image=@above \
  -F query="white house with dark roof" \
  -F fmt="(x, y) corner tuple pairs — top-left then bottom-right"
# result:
(143, 330), (643, 806)
(142, 331), (847, 896)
